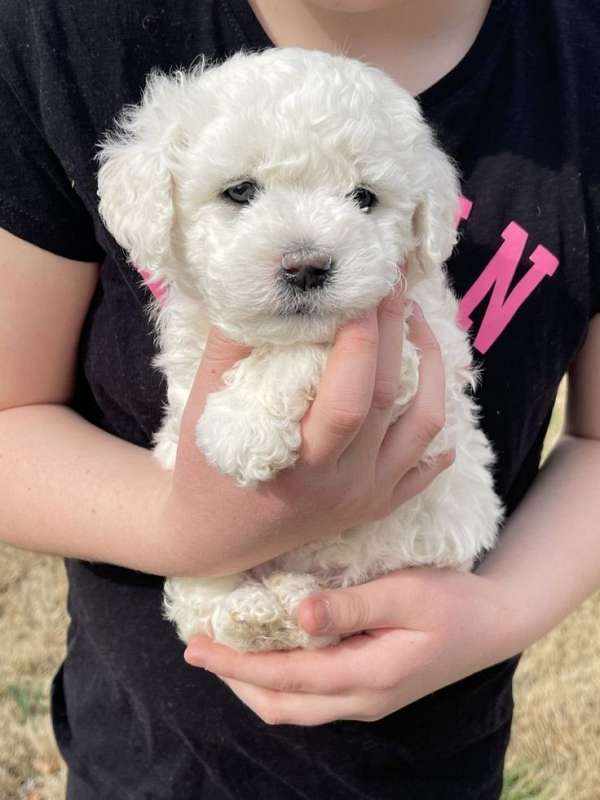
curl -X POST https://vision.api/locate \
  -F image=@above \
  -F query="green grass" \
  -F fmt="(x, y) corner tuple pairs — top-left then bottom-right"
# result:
(3, 682), (49, 724)
(502, 765), (549, 800)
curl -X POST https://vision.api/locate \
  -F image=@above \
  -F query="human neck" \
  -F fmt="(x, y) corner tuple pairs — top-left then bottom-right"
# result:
(248, 0), (492, 95)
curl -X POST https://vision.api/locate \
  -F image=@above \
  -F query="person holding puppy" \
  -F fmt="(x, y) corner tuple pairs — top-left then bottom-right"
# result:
(1, 1), (599, 798)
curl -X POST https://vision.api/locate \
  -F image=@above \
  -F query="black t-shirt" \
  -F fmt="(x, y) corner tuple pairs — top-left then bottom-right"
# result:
(1, 1), (599, 798)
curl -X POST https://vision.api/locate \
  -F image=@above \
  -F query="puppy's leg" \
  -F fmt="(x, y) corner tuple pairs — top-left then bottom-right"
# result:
(196, 344), (327, 487)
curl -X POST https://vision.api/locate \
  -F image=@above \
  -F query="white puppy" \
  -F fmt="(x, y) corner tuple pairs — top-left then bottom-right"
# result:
(97, 48), (502, 652)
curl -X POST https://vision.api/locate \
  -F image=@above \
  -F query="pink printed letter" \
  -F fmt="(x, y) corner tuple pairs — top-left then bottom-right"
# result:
(457, 222), (559, 354)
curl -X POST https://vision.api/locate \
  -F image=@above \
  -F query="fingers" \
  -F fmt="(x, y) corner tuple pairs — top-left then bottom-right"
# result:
(299, 286), (406, 468)
(217, 676), (371, 726)
(390, 449), (455, 508)
(344, 287), (406, 460)
(377, 305), (447, 484)
(185, 631), (386, 694)
(300, 310), (379, 465)
(184, 574), (433, 695)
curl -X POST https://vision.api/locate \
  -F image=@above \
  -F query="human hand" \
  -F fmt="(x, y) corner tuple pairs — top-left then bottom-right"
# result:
(184, 568), (520, 725)
(160, 290), (454, 578)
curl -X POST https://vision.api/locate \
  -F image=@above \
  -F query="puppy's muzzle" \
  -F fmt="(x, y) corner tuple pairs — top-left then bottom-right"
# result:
(281, 249), (333, 291)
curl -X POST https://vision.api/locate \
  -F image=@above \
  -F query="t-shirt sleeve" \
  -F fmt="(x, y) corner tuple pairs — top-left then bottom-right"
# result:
(0, 72), (104, 263)
(588, 183), (600, 317)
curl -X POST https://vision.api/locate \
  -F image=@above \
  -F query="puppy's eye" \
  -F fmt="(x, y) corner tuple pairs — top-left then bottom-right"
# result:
(224, 181), (258, 204)
(349, 187), (377, 212)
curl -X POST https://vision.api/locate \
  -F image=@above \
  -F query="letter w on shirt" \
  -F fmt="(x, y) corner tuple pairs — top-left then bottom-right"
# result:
(457, 220), (559, 354)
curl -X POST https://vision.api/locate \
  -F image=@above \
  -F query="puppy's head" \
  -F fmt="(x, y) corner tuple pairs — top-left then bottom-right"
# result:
(98, 49), (459, 345)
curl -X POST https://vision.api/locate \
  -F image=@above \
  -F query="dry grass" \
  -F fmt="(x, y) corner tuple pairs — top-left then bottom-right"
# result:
(1, 382), (598, 800)
(0, 549), (67, 800)
(504, 590), (600, 800)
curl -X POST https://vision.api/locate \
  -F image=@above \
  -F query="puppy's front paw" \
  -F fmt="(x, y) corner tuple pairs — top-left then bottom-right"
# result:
(196, 391), (301, 487)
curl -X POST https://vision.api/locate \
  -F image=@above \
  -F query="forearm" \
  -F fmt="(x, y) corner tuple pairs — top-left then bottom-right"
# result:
(477, 433), (600, 650)
(0, 402), (336, 579)
(0, 403), (176, 575)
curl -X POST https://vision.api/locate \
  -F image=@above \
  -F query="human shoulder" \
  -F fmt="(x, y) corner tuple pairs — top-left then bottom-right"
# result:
(522, 0), (600, 173)
(0, 0), (234, 87)
(560, 1), (600, 170)
(0, 0), (240, 136)
(539, 0), (600, 83)
(0, 0), (133, 97)
(0, 0), (129, 61)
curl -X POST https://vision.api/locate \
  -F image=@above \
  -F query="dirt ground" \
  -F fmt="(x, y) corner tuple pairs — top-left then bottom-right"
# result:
(3, 384), (598, 800)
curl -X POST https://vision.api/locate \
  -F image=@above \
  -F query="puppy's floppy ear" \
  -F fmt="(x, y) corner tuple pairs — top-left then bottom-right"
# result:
(97, 71), (187, 284)
(405, 136), (461, 284)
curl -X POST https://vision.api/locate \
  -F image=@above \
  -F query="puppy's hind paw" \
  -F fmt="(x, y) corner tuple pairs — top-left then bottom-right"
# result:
(211, 579), (337, 652)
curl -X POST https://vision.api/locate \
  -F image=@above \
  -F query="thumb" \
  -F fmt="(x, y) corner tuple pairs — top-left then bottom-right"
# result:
(297, 578), (399, 637)
(296, 569), (443, 636)
(193, 326), (251, 397)
(179, 326), (250, 436)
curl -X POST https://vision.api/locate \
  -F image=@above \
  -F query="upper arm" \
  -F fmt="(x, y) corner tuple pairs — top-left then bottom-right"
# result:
(566, 314), (600, 440)
(0, 227), (99, 411)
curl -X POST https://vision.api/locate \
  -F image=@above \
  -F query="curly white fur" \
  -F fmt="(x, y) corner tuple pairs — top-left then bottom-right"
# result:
(97, 48), (503, 652)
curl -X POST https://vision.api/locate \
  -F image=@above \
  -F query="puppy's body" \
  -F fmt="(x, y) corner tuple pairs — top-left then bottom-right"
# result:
(98, 48), (503, 652)
(153, 269), (498, 651)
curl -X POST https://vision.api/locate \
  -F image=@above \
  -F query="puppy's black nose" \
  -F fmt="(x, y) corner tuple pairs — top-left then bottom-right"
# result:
(281, 250), (332, 291)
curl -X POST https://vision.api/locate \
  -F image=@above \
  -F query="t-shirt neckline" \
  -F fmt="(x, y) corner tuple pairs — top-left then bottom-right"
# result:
(417, 0), (511, 110)
(222, 0), (511, 108)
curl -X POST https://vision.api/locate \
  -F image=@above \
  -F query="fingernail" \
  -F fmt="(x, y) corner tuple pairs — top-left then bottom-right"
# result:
(311, 600), (331, 633)
(184, 648), (206, 667)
